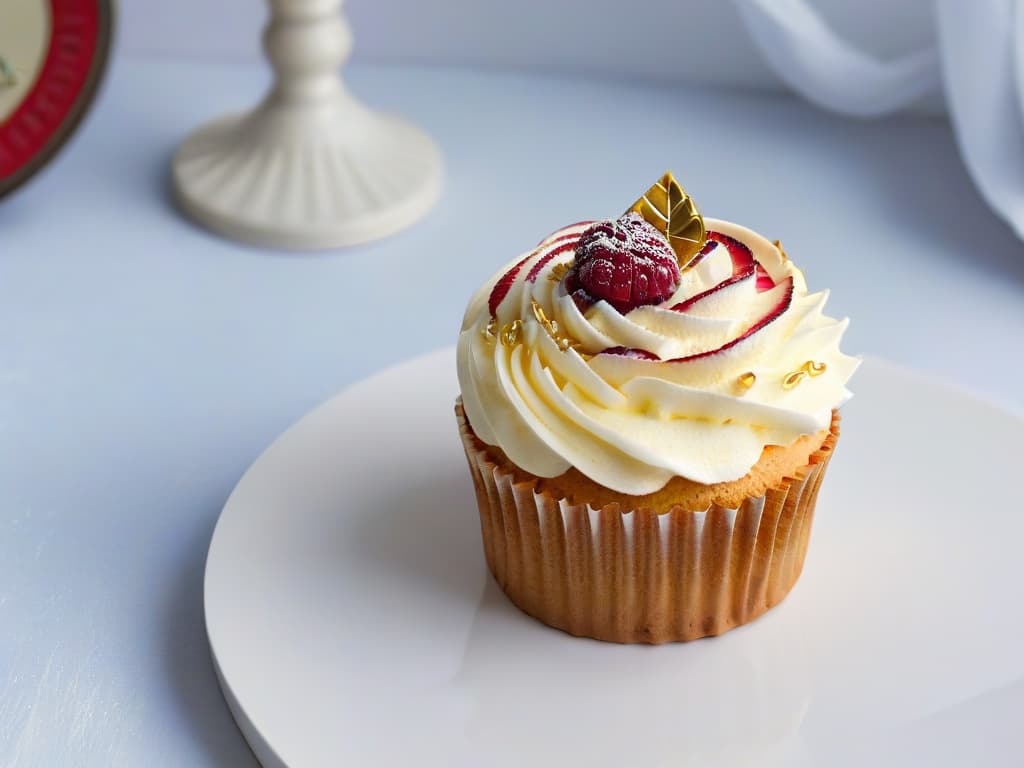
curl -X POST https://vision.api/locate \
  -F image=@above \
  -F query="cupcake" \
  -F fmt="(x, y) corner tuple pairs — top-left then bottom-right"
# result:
(455, 172), (857, 644)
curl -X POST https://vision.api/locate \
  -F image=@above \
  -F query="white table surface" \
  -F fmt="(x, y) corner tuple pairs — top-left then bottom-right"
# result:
(1, 56), (1022, 767)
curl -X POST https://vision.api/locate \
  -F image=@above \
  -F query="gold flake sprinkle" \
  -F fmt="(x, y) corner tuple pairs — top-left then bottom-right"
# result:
(481, 317), (497, 341)
(531, 300), (552, 328)
(530, 299), (583, 353)
(781, 360), (827, 390)
(773, 240), (790, 263)
(548, 262), (573, 282)
(737, 371), (757, 389)
(782, 370), (808, 390)
(500, 320), (523, 347)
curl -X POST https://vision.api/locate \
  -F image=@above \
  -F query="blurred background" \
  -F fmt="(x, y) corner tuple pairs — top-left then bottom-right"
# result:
(122, 0), (937, 98)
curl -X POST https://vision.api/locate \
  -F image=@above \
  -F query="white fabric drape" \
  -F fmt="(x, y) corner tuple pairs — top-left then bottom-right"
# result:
(733, 0), (1024, 240)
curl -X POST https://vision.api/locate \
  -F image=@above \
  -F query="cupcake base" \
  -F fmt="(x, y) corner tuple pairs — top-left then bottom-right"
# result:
(456, 403), (839, 644)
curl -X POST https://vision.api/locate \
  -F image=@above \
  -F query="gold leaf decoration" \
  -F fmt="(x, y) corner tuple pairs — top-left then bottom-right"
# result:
(627, 171), (706, 267)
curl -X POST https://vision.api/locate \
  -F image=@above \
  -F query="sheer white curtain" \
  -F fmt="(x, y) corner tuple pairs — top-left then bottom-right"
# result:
(733, 0), (1024, 240)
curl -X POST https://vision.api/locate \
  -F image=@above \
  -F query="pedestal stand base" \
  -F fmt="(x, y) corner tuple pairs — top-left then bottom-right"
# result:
(172, 97), (441, 250)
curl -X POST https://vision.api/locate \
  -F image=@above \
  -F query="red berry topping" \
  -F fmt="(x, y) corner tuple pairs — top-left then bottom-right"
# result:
(566, 212), (680, 314)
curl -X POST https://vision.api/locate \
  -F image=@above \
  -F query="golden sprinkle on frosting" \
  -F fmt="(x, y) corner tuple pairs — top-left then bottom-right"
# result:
(773, 240), (790, 263)
(481, 317), (498, 342)
(500, 320), (523, 347)
(548, 262), (573, 282)
(531, 300), (553, 329)
(782, 361), (827, 390)
(530, 300), (585, 355)
(737, 371), (757, 390)
(782, 370), (808, 390)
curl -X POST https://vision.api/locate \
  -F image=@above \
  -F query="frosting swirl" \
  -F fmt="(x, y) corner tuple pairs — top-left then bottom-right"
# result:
(457, 217), (858, 494)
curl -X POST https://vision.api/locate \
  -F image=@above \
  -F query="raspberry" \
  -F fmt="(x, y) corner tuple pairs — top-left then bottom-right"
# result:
(567, 212), (680, 314)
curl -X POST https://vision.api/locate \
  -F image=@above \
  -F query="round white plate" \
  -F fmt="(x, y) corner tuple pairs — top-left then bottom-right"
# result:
(205, 349), (1024, 768)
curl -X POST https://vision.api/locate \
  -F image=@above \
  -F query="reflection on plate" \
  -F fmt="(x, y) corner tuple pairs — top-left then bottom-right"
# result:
(205, 348), (1024, 768)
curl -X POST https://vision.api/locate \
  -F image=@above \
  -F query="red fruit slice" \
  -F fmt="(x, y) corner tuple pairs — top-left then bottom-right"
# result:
(679, 238), (719, 273)
(670, 263), (755, 313)
(707, 231), (754, 274)
(599, 346), (661, 360)
(593, 276), (794, 364)
(669, 276), (794, 362)
(707, 230), (776, 292)
(526, 241), (577, 283)
(488, 254), (531, 317)
(490, 224), (593, 316)
(755, 264), (775, 291)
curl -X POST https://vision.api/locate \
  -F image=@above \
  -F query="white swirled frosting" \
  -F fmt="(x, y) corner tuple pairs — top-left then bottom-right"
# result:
(457, 218), (858, 494)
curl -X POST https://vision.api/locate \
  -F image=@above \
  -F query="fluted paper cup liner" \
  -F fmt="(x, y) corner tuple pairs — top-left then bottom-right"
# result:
(456, 402), (839, 644)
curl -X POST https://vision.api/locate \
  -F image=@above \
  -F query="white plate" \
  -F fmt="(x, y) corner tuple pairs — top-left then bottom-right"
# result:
(205, 348), (1024, 768)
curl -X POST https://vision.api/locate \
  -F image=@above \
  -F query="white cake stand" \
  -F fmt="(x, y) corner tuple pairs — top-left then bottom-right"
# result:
(172, 0), (442, 250)
(205, 349), (1024, 767)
